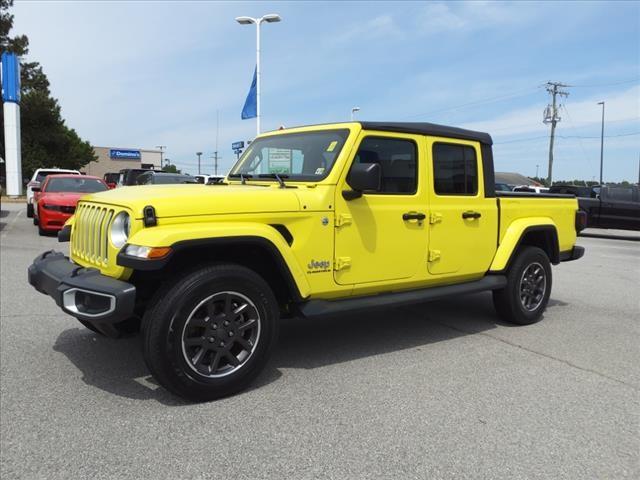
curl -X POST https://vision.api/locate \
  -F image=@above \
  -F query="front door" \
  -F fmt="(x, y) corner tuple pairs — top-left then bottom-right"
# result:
(426, 138), (497, 277)
(334, 133), (428, 285)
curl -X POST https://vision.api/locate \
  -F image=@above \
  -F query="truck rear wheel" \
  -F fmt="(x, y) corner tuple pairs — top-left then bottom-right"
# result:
(493, 246), (552, 325)
(26, 203), (34, 218)
(141, 263), (279, 402)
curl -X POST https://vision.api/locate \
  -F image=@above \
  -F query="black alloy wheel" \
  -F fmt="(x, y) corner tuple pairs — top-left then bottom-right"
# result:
(181, 291), (261, 378)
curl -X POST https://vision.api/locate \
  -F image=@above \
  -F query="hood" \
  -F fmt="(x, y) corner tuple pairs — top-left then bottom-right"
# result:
(40, 192), (87, 206)
(81, 184), (302, 218)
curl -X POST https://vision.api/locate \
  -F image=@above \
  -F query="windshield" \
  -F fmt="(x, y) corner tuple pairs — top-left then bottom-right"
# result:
(45, 177), (108, 193)
(230, 129), (350, 181)
(36, 170), (78, 183)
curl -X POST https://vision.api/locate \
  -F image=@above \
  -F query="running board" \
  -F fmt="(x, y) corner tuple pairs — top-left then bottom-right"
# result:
(298, 275), (507, 318)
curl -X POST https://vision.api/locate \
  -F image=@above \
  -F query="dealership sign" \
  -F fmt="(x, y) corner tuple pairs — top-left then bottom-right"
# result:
(110, 149), (141, 160)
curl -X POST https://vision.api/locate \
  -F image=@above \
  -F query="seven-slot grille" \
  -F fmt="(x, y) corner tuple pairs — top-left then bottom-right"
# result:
(71, 203), (116, 266)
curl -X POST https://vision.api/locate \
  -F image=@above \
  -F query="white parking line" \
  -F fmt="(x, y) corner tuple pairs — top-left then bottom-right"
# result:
(0, 208), (23, 239)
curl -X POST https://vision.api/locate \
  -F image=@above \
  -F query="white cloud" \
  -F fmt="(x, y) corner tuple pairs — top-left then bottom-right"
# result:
(332, 14), (402, 44)
(462, 86), (640, 137)
(417, 1), (532, 34)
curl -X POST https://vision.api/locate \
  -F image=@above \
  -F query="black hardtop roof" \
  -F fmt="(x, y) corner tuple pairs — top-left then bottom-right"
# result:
(359, 122), (493, 145)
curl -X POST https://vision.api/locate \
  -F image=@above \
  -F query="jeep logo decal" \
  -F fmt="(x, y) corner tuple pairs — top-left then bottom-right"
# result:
(307, 259), (331, 273)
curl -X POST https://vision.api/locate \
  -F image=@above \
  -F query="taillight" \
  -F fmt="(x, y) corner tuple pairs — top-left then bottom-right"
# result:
(27, 181), (40, 188)
(575, 210), (587, 232)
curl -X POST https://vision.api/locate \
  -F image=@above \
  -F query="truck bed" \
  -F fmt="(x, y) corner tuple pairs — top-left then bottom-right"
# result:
(497, 193), (579, 257)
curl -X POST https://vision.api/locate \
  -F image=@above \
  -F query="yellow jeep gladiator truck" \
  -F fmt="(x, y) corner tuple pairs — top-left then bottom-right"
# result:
(28, 122), (586, 401)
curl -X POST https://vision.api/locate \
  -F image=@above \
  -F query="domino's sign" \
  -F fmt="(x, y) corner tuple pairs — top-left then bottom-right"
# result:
(110, 149), (141, 160)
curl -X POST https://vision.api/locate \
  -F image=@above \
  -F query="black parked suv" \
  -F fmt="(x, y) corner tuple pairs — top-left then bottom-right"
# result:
(135, 171), (197, 185)
(549, 184), (597, 198)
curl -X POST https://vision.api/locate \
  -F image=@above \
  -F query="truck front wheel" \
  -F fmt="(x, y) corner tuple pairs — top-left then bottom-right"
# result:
(141, 263), (279, 402)
(493, 246), (552, 325)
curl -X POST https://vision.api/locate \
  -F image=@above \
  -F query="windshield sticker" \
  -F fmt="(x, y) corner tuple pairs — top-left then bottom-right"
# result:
(326, 141), (338, 152)
(268, 148), (292, 174)
(315, 167), (325, 175)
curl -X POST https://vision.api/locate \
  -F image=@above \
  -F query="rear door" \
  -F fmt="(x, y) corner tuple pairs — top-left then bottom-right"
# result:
(426, 138), (498, 277)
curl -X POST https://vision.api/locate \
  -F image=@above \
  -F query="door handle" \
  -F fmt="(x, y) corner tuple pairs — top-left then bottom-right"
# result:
(403, 212), (426, 221)
(462, 211), (482, 219)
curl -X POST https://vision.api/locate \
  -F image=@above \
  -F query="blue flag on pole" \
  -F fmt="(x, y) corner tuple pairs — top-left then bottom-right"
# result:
(241, 67), (257, 120)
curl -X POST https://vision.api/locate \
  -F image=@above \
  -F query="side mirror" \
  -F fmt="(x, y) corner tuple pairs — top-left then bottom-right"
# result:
(343, 163), (381, 200)
(31, 186), (41, 192)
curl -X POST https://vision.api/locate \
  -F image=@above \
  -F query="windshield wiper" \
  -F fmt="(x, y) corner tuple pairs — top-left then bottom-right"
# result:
(228, 173), (253, 184)
(257, 173), (289, 188)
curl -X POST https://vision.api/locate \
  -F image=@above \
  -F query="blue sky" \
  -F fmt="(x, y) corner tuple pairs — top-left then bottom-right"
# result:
(12, 1), (640, 181)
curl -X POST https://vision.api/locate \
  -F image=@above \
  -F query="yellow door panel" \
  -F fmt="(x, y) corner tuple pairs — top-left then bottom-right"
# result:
(426, 138), (497, 277)
(334, 132), (429, 285)
(334, 196), (428, 284)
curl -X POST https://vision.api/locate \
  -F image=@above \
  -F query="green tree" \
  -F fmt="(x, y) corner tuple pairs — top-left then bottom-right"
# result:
(162, 163), (181, 174)
(1, 0), (96, 184)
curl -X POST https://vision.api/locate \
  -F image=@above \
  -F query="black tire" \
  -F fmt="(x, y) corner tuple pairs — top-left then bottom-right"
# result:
(26, 203), (34, 218)
(33, 216), (38, 226)
(493, 246), (552, 325)
(141, 263), (279, 402)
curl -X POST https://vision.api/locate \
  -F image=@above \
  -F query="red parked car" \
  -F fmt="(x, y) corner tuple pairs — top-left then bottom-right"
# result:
(33, 175), (108, 235)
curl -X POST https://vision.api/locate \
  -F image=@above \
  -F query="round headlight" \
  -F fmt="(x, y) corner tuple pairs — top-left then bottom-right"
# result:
(110, 211), (130, 248)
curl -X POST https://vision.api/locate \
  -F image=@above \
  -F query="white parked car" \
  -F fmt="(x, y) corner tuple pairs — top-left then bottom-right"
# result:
(512, 185), (550, 194)
(26, 168), (80, 218)
(194, 175), (209, 184)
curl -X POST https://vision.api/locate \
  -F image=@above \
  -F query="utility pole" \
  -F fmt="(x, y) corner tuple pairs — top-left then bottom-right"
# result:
(196, 152), (203, 175)
(543, 82), (570, 185)
(210, 152), (220, 176)
(536, 164), (540, 178)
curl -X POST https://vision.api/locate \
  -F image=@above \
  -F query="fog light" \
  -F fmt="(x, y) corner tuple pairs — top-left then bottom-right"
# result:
(62, 288), (115, 317)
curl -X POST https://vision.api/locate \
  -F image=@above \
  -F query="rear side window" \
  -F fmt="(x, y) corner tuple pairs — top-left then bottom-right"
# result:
(432, 143), (478, 195)
(352, 137), (417, 194)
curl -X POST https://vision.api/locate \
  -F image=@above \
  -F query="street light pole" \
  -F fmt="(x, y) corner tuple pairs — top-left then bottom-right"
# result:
(236, 14), (282, 136)
(351, 106), (360, 121)
(598, 101), (605, 186)
(196, 152), (202, 175)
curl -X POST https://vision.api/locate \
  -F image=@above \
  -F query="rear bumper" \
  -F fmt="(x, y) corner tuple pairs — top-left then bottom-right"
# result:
(28, 251), (136, 337)
(559, 246), (585, 262)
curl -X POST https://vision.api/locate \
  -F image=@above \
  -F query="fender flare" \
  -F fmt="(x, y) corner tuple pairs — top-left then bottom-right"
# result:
(119, 222), (311, 299)
(489, 218), (559, 272)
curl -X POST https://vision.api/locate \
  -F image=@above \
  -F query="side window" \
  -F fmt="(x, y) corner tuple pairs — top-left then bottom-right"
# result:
(352, 137), (417, 194)
(432, 143), (478, 195)
(607, 188), (633, 202)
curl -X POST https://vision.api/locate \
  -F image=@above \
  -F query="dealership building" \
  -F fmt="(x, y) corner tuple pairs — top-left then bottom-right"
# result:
(81, 146), (163, 178)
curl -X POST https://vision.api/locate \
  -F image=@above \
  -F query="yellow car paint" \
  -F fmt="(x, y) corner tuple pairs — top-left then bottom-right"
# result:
(67, 122), (580, 303)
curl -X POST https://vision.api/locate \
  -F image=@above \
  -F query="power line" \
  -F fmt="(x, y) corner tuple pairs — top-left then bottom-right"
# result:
(494, 131), (640, 144)
(402, 86), (541, 120)
(571, 77), (640, 88)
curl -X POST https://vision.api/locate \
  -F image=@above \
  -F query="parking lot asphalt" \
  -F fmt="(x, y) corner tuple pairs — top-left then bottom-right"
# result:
(1, 201), (638, 480)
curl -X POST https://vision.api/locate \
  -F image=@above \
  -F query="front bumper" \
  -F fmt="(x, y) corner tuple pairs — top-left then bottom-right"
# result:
(38, 209), (73, 231)
(28, 251), (136, 337)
